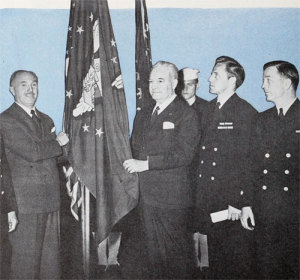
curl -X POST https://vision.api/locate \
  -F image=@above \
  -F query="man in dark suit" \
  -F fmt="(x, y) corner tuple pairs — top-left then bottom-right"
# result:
(241, 61), (299, 279)
(0, 70), (69, 279)
(193, 56), (257, 279)
(0, 132), (18, 278)
(123, 61), (200, 279)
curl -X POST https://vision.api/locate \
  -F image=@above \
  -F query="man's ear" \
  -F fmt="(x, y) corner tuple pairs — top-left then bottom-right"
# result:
(229, 76), (237, 88)
(283, 78), (292, 90)
(196, 82), (200, 90)
(9, 87), (15, 96)
(172, 79), (178, 90)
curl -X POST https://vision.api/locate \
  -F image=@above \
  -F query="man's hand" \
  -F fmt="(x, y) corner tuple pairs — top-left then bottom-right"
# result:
(112, 75), (124, 89)
(240, 206), (255, 230)
(8, 211), (18, 232)
(227, 205), (241, 221)
(56, 131), (69, 146)
(123, 159), (148, 173)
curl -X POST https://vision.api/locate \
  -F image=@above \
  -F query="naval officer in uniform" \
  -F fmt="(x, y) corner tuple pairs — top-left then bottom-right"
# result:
(177, 68), (209, 274)
(193, 56), (257, 279)
(241, 60), (299, 279)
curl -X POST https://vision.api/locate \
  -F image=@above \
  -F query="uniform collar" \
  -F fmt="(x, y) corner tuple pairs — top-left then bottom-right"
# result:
(275, 97), (297, 116)
(217, 91), (235, 109)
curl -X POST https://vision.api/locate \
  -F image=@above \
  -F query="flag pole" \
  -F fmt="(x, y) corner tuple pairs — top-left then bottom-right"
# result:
(81, 185), (90, 278)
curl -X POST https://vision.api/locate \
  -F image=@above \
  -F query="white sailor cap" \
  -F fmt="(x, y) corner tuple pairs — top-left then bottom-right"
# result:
(182, 68), (200, 80)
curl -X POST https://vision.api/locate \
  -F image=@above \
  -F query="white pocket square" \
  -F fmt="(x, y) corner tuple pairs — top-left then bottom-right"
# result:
(163, 121), (174, 129)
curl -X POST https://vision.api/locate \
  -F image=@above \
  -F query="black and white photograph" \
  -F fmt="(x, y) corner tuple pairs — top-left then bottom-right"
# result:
(0, 0), (299, 279)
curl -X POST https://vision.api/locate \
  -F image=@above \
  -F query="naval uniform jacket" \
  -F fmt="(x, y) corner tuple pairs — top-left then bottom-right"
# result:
(251, 99), (299, 224)
(131, 96), (200, 209)
(0, 103), (62, 214)
(195, 93), (258, 228)
(250, 99), (300, 278)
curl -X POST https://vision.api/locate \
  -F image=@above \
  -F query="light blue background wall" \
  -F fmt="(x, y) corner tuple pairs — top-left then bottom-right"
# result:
(0, 8), (299, 131)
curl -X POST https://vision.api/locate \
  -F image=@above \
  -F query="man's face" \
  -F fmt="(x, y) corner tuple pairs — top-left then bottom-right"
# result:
(262, 66), (286, 103)
(10, 72), (38, 108)
(149, 65), (176, 104)
(208, 63), (231, 95)
(181, 80), (198, 101)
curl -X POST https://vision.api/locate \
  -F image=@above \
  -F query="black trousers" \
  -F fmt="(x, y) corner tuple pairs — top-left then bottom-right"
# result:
(255, 222), (299, 279)
(139, 201), (194, 279)
(9, 211), (60, 279)
(207, 221), (255, 279)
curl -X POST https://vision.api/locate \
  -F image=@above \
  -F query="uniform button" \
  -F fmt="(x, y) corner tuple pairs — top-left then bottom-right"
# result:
(1, 191), (4, 195)
(240, 190), (244, 195)
(284, 170), (290, 175)
(201, 160), (204, 164)
(214, 147), (218, 152)
(0, 175), (2, 178)
(212, 162), (216, 166)
(286, 153), (291, 158)
(283, 187), (288, 191)
(263, 169), (268, 174)
(262, 185), (267, 190)
(202, 146), (206, 150)
(211, 176), (215, 181)
(265, 153), (270, 158)
(199, 174), (202, 178)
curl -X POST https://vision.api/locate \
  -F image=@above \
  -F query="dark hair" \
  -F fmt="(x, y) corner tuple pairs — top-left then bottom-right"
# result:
(263, 60), (299, 91)
(214, 56), (245, 89)
(10, 70), (38, 86)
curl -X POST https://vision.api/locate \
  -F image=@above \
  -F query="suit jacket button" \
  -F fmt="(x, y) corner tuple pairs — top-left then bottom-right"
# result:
(201, 160), (204, 164)
(263, 169), (268, 174)
(286, 153), (291, 158)
(214, 147), (218, 152)
(211, 176), (215, 181)
(1, 191), (4, 195)
(265, 153), (270, 158)
(199, 174), (202, 178)
(283, 187), (288, 191)
(202, 146), (206, 150)
(212, 162), (216, 166)
(240, 190), (244, 195)
(262, 185), (267, 190)
(284, 170), (290, 175)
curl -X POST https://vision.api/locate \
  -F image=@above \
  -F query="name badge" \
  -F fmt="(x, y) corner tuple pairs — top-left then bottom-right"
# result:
(217, 122), (233, 130)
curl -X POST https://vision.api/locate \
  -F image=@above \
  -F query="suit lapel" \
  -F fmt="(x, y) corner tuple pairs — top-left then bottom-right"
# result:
(11, 104), (42, 140)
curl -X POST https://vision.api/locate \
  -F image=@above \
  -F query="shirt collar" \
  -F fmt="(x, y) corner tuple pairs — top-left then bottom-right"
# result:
(276, 97), (297, 116)
(217, 91), (235, 109)
(153, 94), (176, 115)
(187, 95), (196, 106)
(15, 102), (36, 117)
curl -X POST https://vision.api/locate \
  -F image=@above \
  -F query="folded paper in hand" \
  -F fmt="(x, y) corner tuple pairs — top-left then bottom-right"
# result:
(210, 205), (241, 223)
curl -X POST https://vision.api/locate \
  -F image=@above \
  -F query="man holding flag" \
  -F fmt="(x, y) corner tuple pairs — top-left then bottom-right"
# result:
(124, 61), (200, 279)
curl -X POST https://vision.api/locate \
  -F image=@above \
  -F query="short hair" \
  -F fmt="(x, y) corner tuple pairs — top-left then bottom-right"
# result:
(263, 60), (299, 91)
(10, 70), (38, 87)
(151, 61), (178, 80)
(214, 56), (245, 89)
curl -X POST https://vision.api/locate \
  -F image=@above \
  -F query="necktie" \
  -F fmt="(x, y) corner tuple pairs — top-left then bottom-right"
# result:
(151, 106), (160, 124)
(278, 108), (284, 119)
(31, 110), (42, 132)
